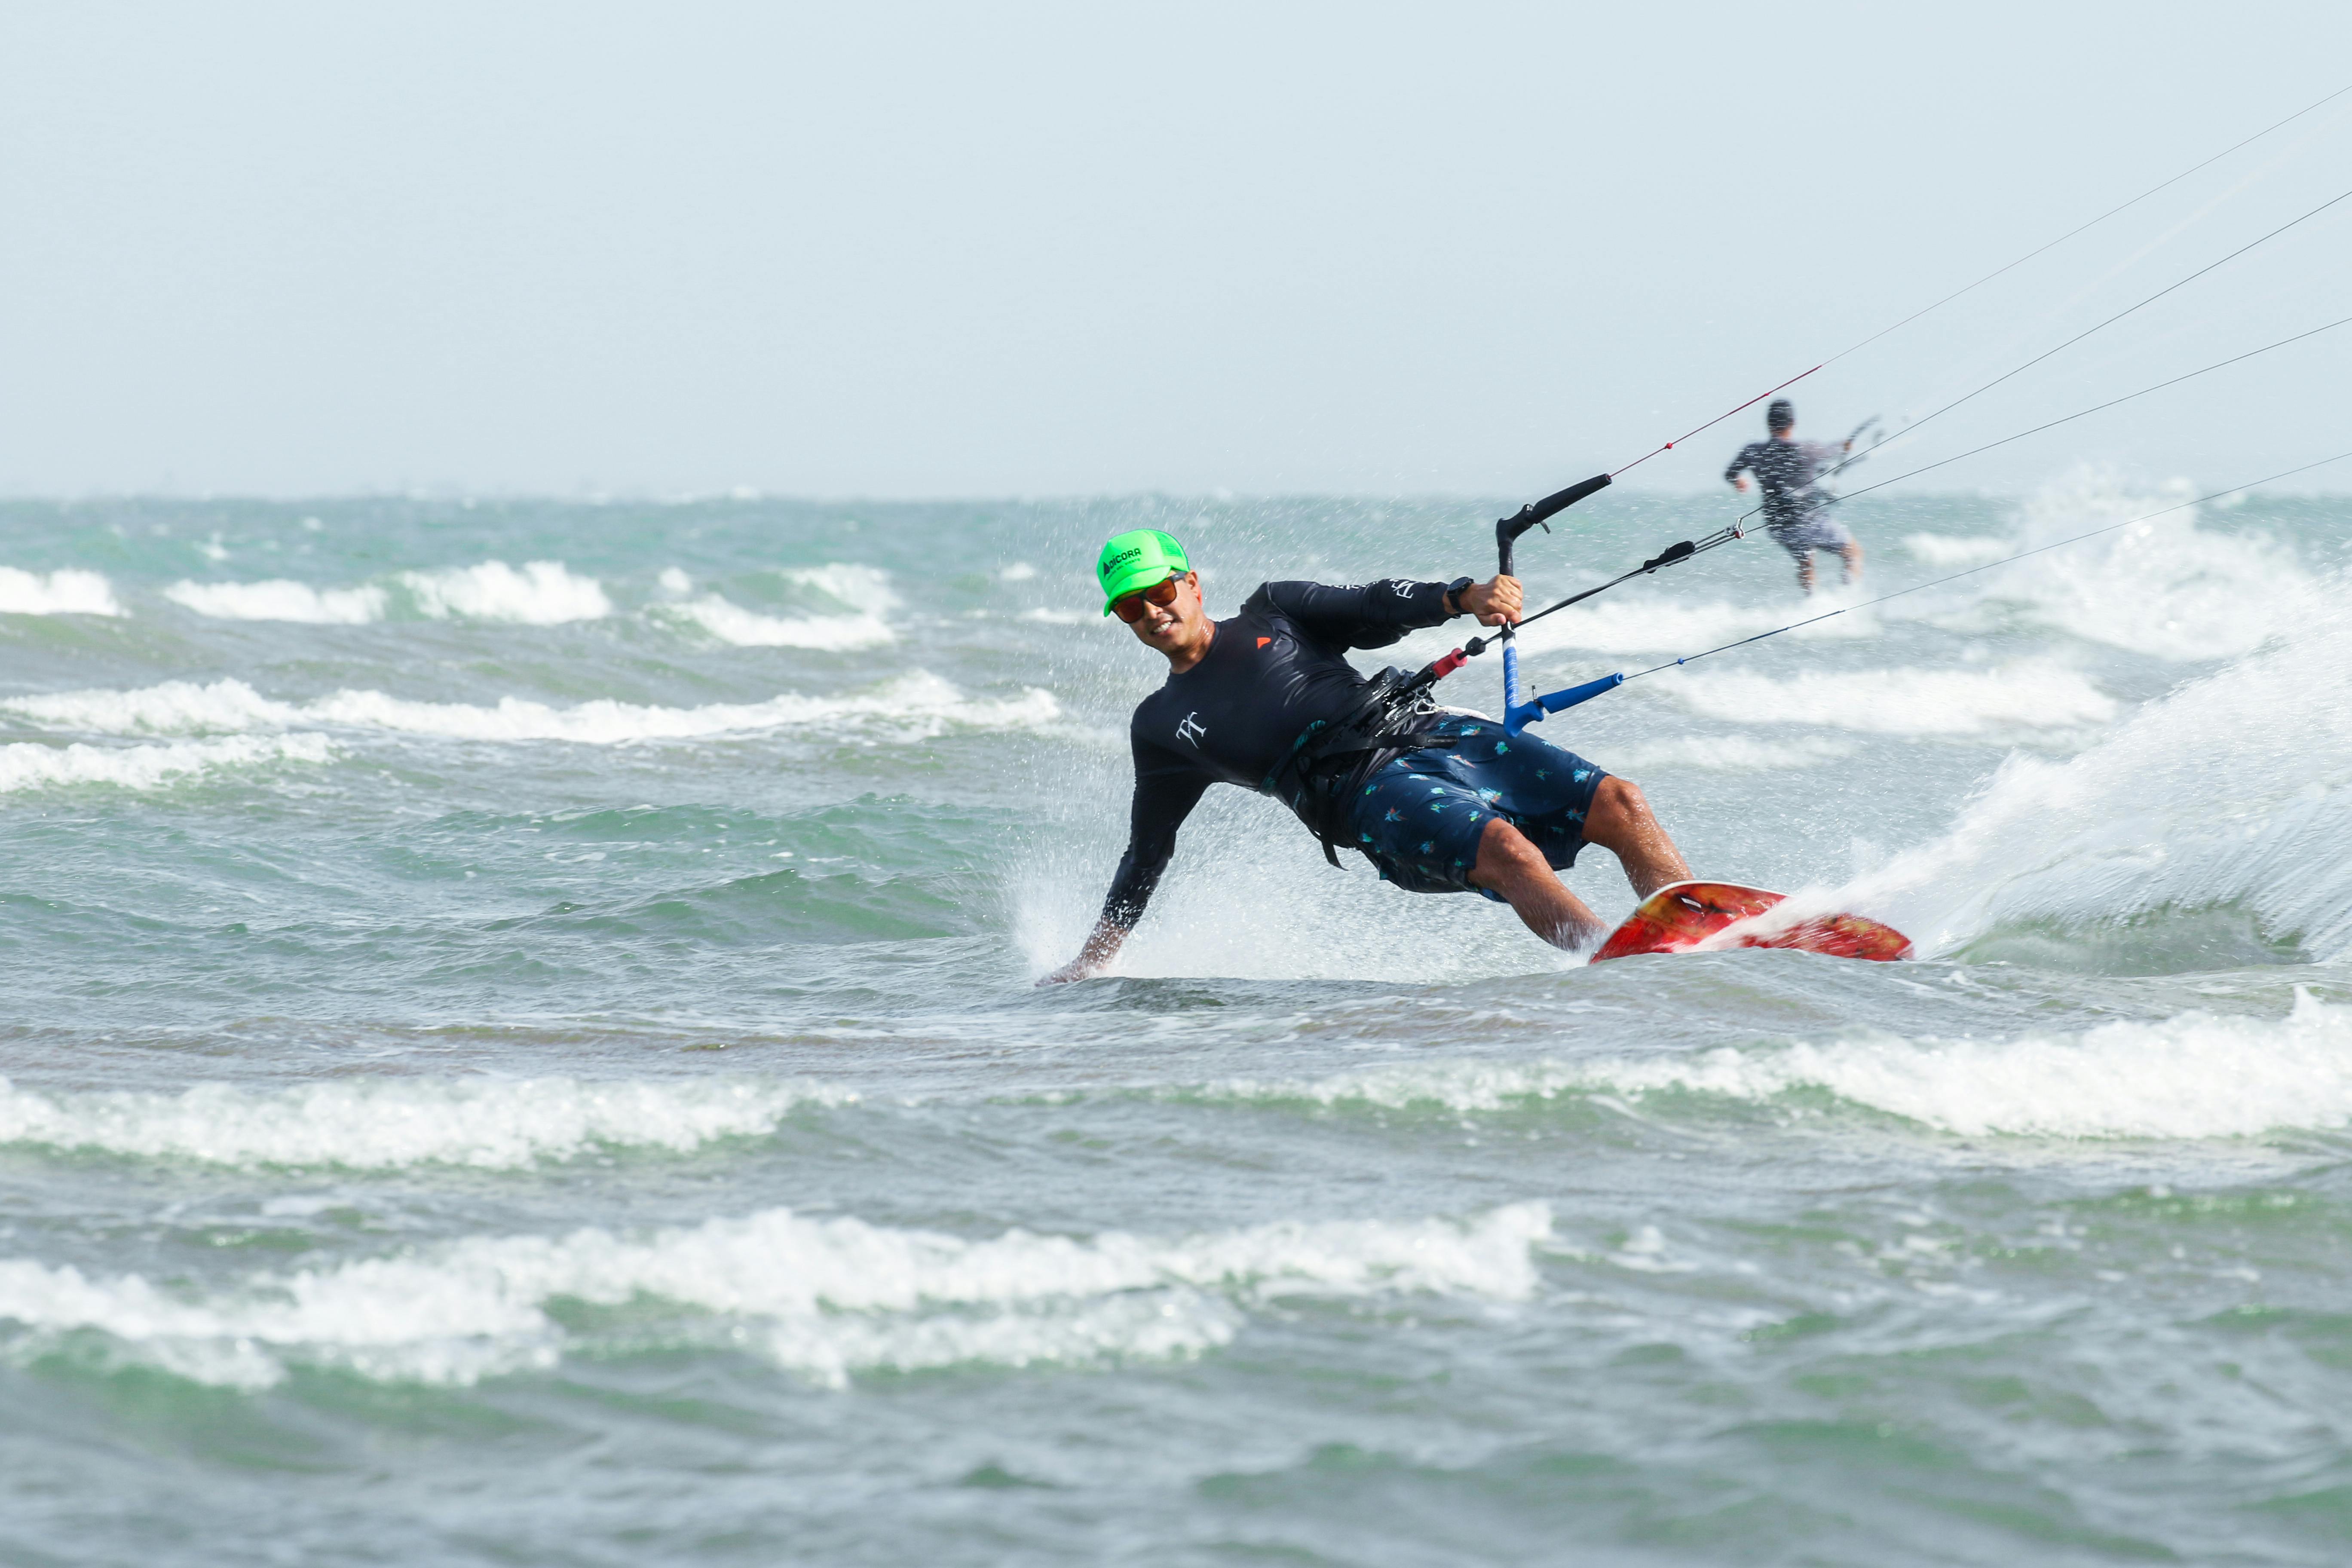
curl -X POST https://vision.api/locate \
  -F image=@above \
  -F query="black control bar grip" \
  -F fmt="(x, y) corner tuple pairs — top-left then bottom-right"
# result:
(1496, 472), (1611, 576)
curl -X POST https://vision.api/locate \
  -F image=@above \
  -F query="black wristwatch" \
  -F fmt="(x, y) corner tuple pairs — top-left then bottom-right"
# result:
(1443, 576), (1476, 616)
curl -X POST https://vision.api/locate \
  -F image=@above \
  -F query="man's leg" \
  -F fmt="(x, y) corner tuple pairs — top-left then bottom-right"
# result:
(1468, 778), (1693, 949)
(1839, 538), (1863, 584)
(1795, 548), (1817, 594)
(1581, 776), (1691, 897)
(1470, 818), (1604, 949)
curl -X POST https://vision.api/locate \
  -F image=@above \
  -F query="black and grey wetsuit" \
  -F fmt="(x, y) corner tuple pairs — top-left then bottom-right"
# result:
(1098, 579), (1608, 929)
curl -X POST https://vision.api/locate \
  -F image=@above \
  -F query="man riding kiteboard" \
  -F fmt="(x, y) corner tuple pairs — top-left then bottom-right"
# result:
(1724, 399), (1863, 594)
(1040, 529), (1694, 983)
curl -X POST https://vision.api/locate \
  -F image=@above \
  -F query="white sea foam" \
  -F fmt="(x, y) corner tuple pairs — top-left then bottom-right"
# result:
(1204, 1060), (1592, 1114)
(0, 1075), (848, 1169)
(1214, 991), (2352, 1140)
(663, 594), (894, 650)
(1903, 532), (2015, 567)
(1666, 662), (2116, 736)
(0, 735), (333, 794)
(0, 1202), (1551, 1389)
(164, 579), (388, 624)
(1985, 469), (2316, 660)
(1584, 991), (2352, 1140)
(0, 567), (120, 617)
(398, 560), (610, 623)
(648, 562), (898, 647)
(2, 680), (291, 735)
(1834, 590), (2352, 960)
(1608, 734), (1859, 772)
(2, 672), (1059, 745)
(781, 562), (899, 612)
(1515, 594), (1878, 657)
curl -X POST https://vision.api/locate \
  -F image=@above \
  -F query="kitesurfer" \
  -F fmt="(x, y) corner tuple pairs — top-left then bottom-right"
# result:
(1039, 530), (1694, 983)
(1724, 399), (1863, 593)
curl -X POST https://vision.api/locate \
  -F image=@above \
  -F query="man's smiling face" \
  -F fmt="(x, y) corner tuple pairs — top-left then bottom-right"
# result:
(1123, 570), (1206, 654)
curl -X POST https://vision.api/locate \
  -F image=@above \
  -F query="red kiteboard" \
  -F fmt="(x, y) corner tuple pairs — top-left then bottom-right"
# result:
(1589, 881), (1912, 964)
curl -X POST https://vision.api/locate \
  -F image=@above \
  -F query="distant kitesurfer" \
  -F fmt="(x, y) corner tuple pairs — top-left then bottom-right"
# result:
(1724, 399), (1863, 593)
(1039, 530), (1694, 982)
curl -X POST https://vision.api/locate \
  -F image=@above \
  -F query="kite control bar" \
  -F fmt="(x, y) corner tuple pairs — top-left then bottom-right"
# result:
(1382, 472), (1613, 712)
(1498, 521), (1760, 732)
(1388, 469), (1740, 733)
(1497, 472), (1616, 567)
(1497, 477), (1614, 733)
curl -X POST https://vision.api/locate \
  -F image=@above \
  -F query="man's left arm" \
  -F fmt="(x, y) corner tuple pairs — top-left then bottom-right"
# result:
(1254, 577), (1519, 649)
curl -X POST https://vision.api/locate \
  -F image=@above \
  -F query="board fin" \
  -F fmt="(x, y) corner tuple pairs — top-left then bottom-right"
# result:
(1589, 881), (1912, 964)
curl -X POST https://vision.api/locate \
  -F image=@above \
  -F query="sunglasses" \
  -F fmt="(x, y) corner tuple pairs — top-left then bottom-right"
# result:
(1111, 573), (1185, 623)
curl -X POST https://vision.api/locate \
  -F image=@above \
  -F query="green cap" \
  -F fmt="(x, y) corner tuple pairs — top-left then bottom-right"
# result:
(1096, 529), (1191, 616)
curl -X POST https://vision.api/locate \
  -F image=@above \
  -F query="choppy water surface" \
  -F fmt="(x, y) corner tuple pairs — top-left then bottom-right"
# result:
(2, 478), (2349, 1565)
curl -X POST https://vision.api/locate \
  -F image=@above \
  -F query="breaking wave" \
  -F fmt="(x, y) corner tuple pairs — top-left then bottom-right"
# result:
(398, 560), (610, 623)
(0, 1075), (850, 1169)
(0, 734), (333, 794)
(0, 567), (120, 617)
(1837, 592), (2352, 960)
(1516, 593), (1877, 657)
(1665, 661), (2116, 736)
(160, 562), (615, 625)
(165, 579), (388, 624)
(1986, 470), (2316, 661)
(780, 563), (898, 609)
(0, 1202), (1552, 1389)
(660, 595), (894, 650)
(1607, 734), (1859, 772)
(650, 561), (899, 649)
(1903, 532), (2015, 567)
(1, 672), (1060, 746)
(1204, 990), (2352, 1139)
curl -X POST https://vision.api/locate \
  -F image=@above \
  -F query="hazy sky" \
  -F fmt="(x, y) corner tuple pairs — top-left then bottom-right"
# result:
(2, 2), (2347, 497)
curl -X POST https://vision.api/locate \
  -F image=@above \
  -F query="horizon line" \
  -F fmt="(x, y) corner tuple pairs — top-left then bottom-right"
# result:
(4, 481), (2341, 507)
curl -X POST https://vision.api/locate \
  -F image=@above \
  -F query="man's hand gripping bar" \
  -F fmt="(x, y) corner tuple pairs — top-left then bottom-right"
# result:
(1388, 472), (1617, 715)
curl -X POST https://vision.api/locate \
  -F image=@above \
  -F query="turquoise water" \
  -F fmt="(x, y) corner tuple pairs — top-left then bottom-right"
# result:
(2, 478), (2350, 1565)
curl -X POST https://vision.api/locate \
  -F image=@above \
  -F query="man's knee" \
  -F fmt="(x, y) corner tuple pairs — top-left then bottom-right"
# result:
(1593, 775), (1648, 819)
(1585, 777), (1654, 842)
(1471, 816), (1547, 884)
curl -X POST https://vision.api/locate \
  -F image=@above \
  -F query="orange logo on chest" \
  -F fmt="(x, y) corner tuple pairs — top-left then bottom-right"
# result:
(1257, 637), (1271, 649)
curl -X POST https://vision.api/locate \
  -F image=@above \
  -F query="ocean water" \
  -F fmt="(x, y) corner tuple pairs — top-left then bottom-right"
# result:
(1, 475), (2348, 1565)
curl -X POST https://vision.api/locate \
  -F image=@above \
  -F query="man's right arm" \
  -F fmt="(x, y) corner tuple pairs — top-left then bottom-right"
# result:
(1039, 741), (1210, 983)
(1724, 443), (1754, 488)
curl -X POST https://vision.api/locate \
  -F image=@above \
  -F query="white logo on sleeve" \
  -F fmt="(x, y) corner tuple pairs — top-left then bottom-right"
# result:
(1392, 581), (1414, 597)
(1175, 712), (1207, 747)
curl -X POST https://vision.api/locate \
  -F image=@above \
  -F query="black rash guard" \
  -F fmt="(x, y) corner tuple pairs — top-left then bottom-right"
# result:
(1099, 577), (1456, 928)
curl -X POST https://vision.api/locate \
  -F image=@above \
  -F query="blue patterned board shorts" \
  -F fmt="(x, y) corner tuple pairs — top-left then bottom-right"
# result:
(1345, 716), (1608, 898)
